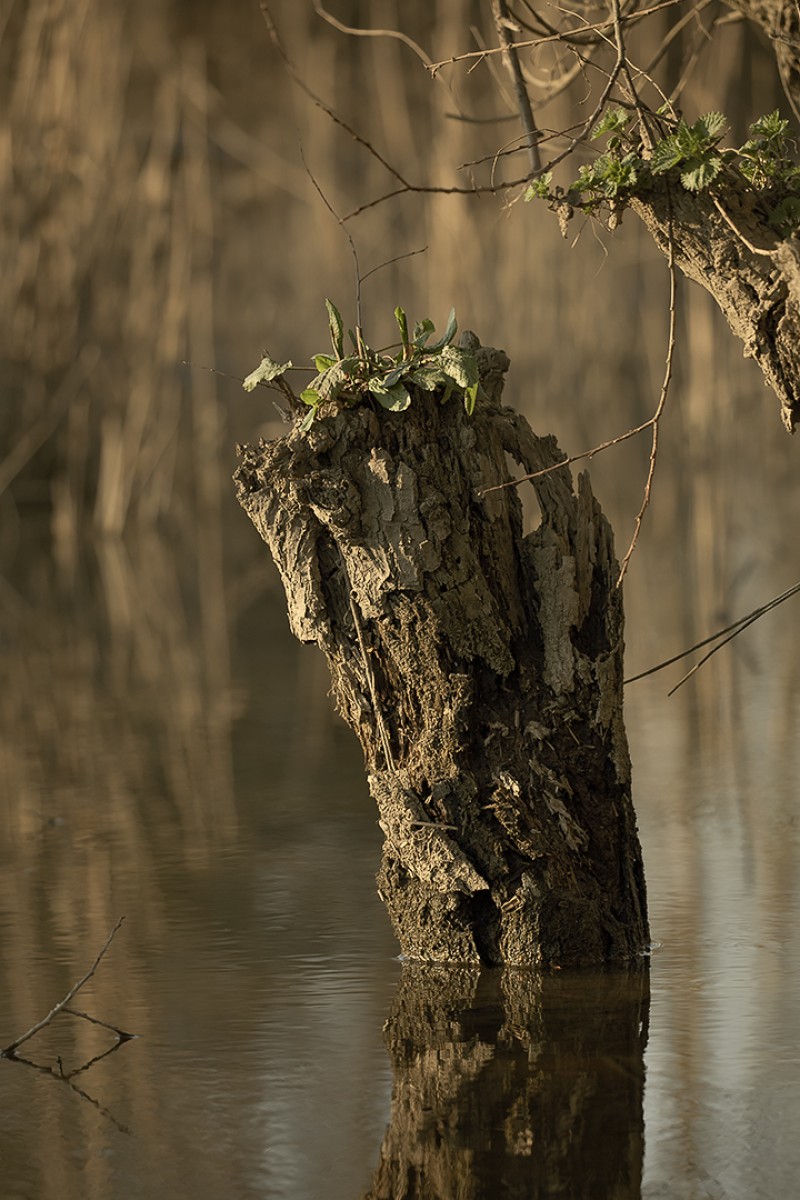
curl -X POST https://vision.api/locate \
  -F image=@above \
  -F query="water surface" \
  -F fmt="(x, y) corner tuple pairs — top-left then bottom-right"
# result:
(1, 547), (799, 1199)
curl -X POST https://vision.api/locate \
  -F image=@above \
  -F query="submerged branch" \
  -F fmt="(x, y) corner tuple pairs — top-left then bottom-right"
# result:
(1, 917), (132, 1057)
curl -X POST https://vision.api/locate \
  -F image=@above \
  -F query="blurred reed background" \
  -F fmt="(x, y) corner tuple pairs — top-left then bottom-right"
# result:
(1, 2), (799, 1191)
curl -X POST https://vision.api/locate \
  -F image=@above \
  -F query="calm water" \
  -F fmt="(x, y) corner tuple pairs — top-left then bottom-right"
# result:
(1, 538), (799, 1200)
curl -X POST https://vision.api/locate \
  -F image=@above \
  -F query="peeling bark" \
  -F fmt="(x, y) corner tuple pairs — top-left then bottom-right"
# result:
(234, 342), (649, 965)
(631, 173), (800, 433)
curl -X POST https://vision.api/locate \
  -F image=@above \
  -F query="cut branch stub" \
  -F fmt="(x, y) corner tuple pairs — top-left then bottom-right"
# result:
(234, 341), (649, 965)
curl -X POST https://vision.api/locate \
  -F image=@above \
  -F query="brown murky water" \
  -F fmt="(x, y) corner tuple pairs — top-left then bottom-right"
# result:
(1, 535), (799, 1200)
(3, 1), (800, 1195)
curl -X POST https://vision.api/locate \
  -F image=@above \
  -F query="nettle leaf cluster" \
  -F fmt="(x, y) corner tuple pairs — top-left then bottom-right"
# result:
(243, 301), (480, 432)
(525, 108), (800, 234)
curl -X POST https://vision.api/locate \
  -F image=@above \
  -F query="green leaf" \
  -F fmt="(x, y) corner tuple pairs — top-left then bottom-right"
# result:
(312, 356), (360, 402)
(300, 387), (320, 407)
(524, 172), (552, 201)
(413, 317), (436, 347)
(439, 379), (455, 406)
(749, 110), (787, 141)
(427, 307), (458, 351)
(463, 381), (479, 416)
(680, 153), (722, 191)
(439, 345), (479, 392)
(695, 112), (728, 143)
(369, 378), (411, 410)
(325, 299), (344, 359)
(382, 363), (409, 387)
(770, 195), (800, 231)
(651, 135), (684, 175)
(314, 353), (336, 371)
(242, 355), (292, 392)
(592, 107), (630, 140)
(409, 365), (448, 391)
(394, 306), (410, 356)
(299, 407), (317, 432)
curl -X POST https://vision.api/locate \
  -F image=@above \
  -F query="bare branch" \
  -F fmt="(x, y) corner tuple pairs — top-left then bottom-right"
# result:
(311, 0), (432, 67)
(616, 223), (677, 585)
(259, 3), (412, 190)
(478, 207), (678, 586)
(298, 145), (363, 331)
(2, 918), (126, 1057)
(491, 0), (542, 174)
(624, 580), (800, 687)
(427, 0), (690, 74)
(359, 244), (429, 285)
(611, 0), (655, 151)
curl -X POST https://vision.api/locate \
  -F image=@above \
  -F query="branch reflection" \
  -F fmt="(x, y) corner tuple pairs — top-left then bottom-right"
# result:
(367, 962), (649, 1199)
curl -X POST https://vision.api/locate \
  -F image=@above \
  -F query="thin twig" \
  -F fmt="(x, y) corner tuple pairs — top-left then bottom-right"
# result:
(712, 195), (777, 258)
(349, 593), (395, 771)
(624, 580), (800, 690)
(616, 210), (677, 586)
(2, 918), (126, 1057)
(492, 0), (542, 174)
(478, 202), (677, 585)
(359, 244), (428, 285)
(611, 0), (654, 151)
(62, 1006), (137, 1039)
(477, 415), (655, 496)
(298, 145), (363, 333)
(343, 178), (530, 221)
(311, 0), (432, 66)
(10, 1048), (133, 1134)
(645, 0), (715, 77)
(427, 0), (688, 74)
(259, 3), (412, 189)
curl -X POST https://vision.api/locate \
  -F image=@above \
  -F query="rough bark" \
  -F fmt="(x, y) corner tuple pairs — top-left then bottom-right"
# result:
(364, 963), (649, 1200)
(234, 341), (649, 965)
(630, 177), (800, 432)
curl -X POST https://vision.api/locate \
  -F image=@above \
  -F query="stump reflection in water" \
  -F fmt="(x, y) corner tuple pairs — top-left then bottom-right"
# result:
(366, 963), (650, 1200)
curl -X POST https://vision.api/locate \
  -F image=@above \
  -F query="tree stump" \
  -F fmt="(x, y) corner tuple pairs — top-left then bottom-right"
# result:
(234, 339), (649, 965)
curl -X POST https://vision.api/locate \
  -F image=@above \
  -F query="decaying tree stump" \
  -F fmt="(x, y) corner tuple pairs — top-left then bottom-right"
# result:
(234, 339), (649, 965)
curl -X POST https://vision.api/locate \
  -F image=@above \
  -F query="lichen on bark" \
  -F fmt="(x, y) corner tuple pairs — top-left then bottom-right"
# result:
(234, 338), (649, 965)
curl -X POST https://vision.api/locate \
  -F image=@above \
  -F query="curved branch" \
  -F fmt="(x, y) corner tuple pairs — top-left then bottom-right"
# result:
(630, 177), (800, 431)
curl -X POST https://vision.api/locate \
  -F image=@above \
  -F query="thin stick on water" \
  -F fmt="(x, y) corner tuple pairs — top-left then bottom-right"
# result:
(1, 917), (132, 1057)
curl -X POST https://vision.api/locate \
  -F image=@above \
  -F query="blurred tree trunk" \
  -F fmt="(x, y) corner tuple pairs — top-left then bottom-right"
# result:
(234, 341), (649, 965)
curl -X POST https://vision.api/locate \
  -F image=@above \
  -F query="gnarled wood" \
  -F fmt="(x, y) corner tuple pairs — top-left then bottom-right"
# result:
(631, 178), (800, 433)
(234, 342), (649, 965)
